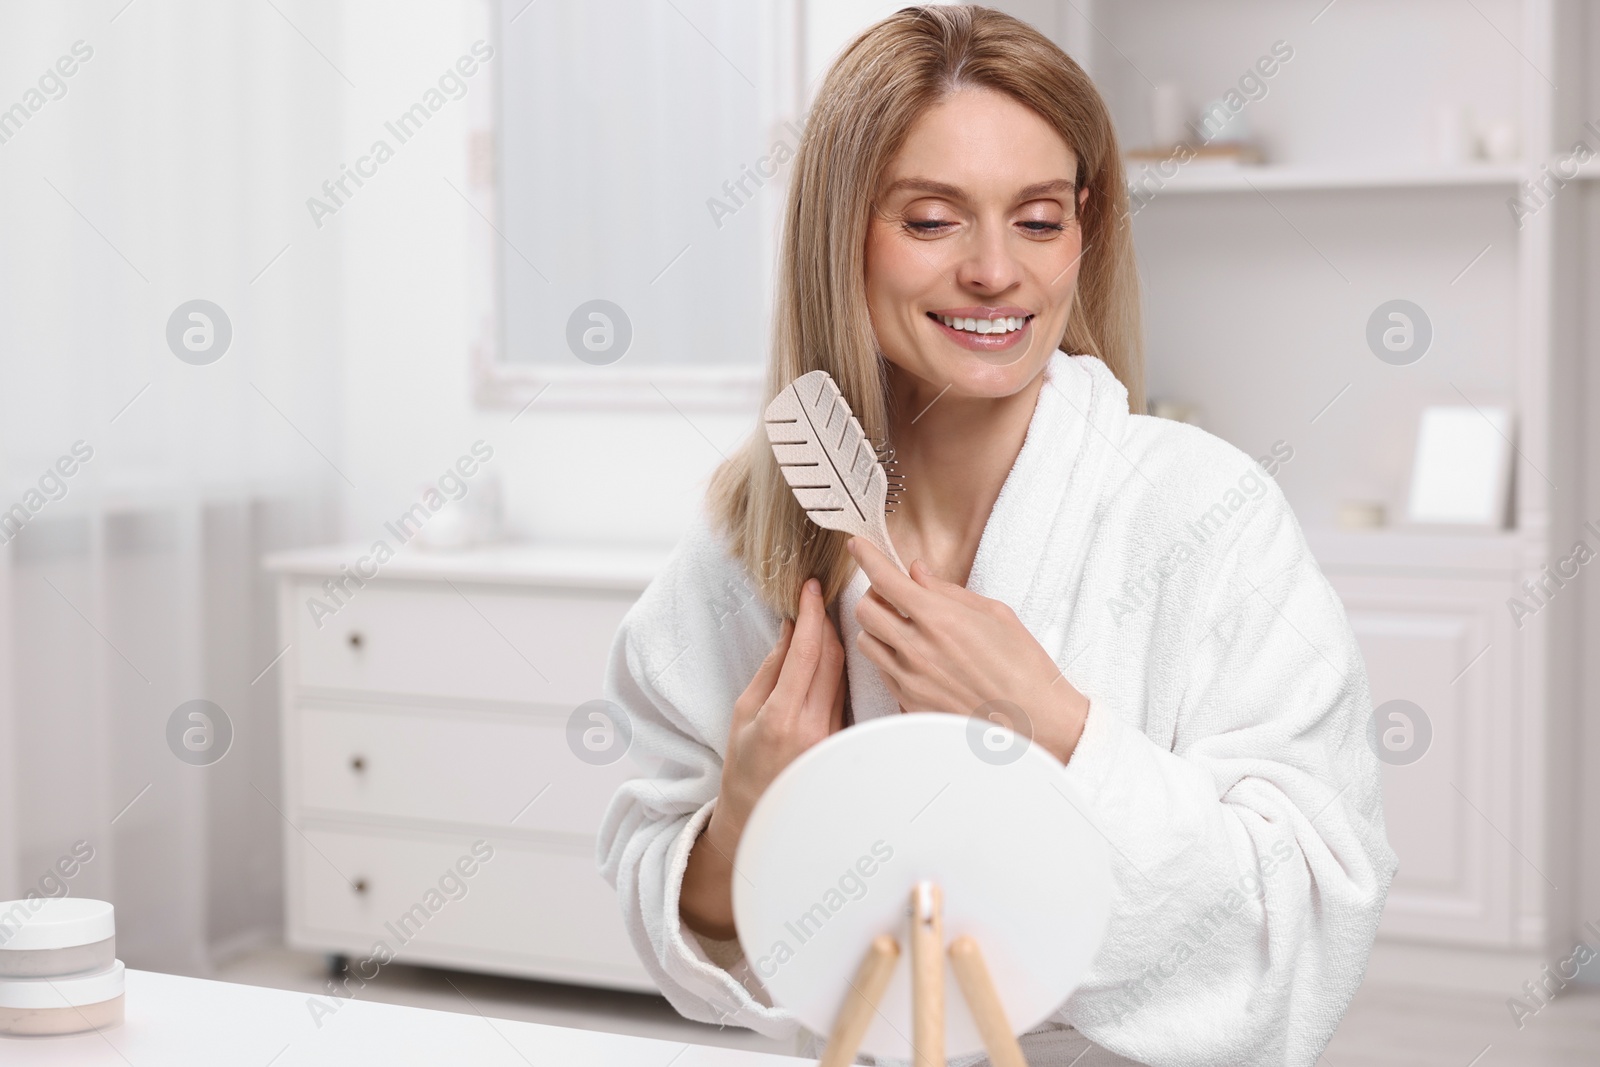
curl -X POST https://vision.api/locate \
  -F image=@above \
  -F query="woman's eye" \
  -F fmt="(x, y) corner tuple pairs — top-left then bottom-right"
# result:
(900, 218), (1065, 235)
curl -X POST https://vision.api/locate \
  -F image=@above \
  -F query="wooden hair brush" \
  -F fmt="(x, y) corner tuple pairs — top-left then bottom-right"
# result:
(764, 370), (907, 574)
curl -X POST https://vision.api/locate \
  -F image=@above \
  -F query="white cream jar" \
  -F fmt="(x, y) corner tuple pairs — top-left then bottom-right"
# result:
(0, 958), (125, 1036)
(0, 898), (116, 978)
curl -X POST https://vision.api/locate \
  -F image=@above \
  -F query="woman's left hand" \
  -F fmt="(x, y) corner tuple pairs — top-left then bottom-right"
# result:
(848, 536), (1090, 765)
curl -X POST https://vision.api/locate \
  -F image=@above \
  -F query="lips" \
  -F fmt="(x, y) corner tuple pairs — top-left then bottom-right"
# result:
(925, 310), (1034, 357)
(927, 305), (1034, 320)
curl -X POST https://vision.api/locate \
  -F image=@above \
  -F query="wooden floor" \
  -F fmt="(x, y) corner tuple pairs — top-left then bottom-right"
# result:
(215, 946), (1600, 1065)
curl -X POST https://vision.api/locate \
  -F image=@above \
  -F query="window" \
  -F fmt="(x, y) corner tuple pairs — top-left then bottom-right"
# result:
(473, 0), (801, 408)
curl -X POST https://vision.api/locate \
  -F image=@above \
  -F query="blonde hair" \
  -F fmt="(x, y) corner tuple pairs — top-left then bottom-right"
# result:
(707, 4), (1144, 618)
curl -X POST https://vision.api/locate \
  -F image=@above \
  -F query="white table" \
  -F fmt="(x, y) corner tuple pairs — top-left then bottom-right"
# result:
(2, 969), (807, 1065)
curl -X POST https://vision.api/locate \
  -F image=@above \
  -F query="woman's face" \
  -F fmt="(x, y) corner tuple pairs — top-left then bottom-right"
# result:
(865, 87), (1089, 401)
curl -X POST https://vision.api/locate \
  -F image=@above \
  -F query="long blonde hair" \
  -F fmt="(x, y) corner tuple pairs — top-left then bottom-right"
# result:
(707, 4), (1143, 618)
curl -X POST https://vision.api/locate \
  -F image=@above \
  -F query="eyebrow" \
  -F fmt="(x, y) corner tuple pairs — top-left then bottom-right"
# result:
(877, 177), (1078, 203)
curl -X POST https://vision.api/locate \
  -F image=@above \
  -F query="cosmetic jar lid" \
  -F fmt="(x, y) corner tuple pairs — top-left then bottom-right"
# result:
(0, 959), (124, 1008)
(0, 899), (115, 952)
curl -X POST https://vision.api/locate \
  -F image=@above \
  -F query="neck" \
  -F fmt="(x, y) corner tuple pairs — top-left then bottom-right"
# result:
(884, 362), (1047, 571)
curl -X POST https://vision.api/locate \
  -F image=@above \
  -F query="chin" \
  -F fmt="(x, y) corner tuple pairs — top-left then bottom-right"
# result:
(933, 350), (1048, 398)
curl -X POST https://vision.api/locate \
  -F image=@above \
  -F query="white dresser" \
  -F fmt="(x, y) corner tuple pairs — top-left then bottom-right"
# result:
(1304, 528), (1539, 952)
(263, 542), (670, 992)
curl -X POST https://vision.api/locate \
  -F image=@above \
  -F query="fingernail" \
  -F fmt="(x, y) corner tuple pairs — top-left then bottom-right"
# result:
(846, 538), (858, 554)
(806, 578), (821, 595)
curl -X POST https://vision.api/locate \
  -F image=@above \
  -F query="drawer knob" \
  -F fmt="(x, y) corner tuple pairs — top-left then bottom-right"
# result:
(350, 755), (366, 773)
(347, 631), (364, 650)
(353, 878), (369, 894)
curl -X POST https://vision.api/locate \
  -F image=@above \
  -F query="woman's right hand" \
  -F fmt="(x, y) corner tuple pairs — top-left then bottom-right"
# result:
(679, 577), (847, 940)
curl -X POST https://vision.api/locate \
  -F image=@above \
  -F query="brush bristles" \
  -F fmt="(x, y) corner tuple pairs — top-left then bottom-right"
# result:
(873, 440), (905, 514)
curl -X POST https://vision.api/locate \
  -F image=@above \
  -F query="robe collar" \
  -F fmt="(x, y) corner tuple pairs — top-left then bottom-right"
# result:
(837, 352), (1131, 724)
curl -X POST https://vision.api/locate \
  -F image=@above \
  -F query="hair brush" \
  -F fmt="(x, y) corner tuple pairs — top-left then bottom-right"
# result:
(764, 370), (907, 574)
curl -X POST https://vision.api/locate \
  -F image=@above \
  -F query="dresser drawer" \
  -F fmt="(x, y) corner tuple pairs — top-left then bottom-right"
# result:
(291, 828), (651, 989)
(293, 581), (631, 706)
(296, 705), (637, 836)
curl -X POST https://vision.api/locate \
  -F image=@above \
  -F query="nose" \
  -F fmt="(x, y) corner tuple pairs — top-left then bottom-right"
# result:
(952, 217), (1024, 295)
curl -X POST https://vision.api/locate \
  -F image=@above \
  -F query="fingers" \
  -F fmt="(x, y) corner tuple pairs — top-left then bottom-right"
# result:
(757, 616), (794, 690)
(908, 558), (959, 594)
(910, 558), (1002, 615)
(856, 588), (960, 699)
(733, 616), (791, 727)
(767, 578), (827, 714)
(855, 587), (916, 649)
(846, 537), (926, 619)
(855, 627), (898, 677)
(801, 613), (845, 724)
(856, 629), (909, 707)
(828, 666), (847, 733)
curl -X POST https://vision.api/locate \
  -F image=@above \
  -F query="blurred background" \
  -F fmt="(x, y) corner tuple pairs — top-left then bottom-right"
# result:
(1, 1), (1598, 1063)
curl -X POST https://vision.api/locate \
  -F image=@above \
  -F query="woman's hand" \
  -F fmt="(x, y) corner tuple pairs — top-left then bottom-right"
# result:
(680, 577), (847, 940)
(848, 535), (1089, 765)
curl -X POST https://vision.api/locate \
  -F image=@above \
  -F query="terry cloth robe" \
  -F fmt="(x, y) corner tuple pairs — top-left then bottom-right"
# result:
(596, 351), (1398, 1067)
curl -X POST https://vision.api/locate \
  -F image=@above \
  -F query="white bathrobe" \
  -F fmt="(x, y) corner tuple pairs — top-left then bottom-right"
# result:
(597, 352), (1398, 1067)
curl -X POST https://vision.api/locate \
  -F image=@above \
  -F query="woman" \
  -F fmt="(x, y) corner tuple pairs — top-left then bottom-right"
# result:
(597, 6), (1396, 1065)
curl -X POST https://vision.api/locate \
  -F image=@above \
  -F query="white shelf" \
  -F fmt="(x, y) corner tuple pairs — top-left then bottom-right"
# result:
(1123, 161), (1526, 194)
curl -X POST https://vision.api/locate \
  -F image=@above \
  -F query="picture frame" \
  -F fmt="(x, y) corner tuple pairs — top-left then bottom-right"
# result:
(1403, 402), (1515, 529)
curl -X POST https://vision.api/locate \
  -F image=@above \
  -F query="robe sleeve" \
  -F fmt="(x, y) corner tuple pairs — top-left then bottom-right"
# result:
(594, 516), (803, 1042)
(1057, 496), (1399, 1066)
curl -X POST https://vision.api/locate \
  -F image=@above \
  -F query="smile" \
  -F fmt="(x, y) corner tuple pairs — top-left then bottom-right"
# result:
(929, 313), (1031, 335)
(925, 309), (1035, 356)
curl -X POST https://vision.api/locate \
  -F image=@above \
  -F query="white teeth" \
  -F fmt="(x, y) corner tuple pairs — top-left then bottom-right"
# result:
(938, 314), (1028, 334)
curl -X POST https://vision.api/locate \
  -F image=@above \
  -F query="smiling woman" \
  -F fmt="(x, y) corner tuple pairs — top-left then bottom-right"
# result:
(597, 7), (1396, 1067)
(704, 5), (1142, 617)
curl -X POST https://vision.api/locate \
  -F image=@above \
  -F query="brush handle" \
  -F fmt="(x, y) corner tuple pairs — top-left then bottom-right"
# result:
(866, 525), (908, 575)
